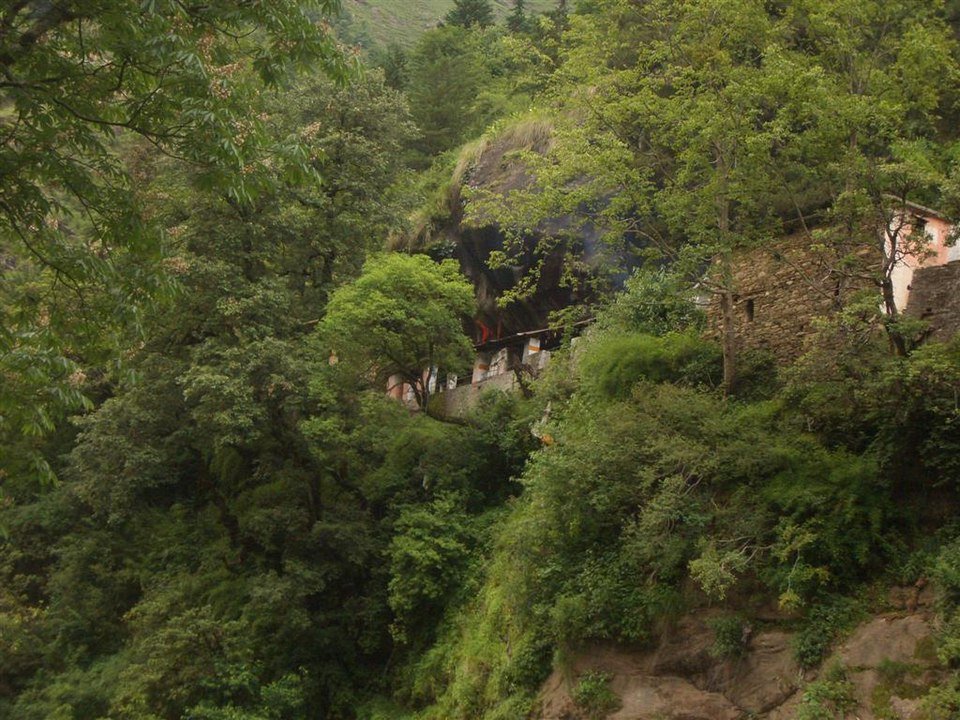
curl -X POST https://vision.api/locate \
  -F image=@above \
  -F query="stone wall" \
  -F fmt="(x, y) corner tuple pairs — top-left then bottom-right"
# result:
(708, 234), (879, 362)
(709, 234), (960, 364)
(905, 260), (960, 341)
(438, 346), (551, 418)
(439, 371), (519, 417)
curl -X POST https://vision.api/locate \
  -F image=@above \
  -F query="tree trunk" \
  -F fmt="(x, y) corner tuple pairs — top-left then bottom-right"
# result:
(880, 277), (908, 356)
(719, 288), (738, 395)
(714, 157), (737, 395)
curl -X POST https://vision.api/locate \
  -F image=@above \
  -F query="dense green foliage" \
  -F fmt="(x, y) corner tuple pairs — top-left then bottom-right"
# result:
(445, 0), (496, 28)
(3, 1), (960, 719)
(0, 0), (353, 485)
(320, 254), (475, 409)
(570, 672), (620, 720)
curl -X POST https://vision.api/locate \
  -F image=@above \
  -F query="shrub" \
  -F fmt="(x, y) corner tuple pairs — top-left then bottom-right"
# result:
(932, 538), (960, 666)
(762, 446), (889, 603)
(571, 671), (620, 720)
(502, 638), (554, 693)
(734, 347), (781, 401)
(579, 331), (721, 399)
(709, 615), (748, 658)
(387, 495), (476, 644)
(796, 663), (857, 720)
(595, 268), (704, 336)
(919, 675), (960, 719)
(792, 597), (866, 669)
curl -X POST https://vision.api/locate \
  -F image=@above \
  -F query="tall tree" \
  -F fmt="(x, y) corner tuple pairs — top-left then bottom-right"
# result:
(375, 42), (409, 90)
(507, 0), (531, 33)
(406, 26), (486, 157)
(0, 0), (353, 480)
(318, 254), (475, 413)
(445, 0), (495, 29)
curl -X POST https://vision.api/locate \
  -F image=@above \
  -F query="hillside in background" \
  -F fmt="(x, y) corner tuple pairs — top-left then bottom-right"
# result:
(340, 0), (557, 47)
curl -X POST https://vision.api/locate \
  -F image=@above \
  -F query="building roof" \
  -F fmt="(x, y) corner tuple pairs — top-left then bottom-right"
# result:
(884, 195), (952, 223)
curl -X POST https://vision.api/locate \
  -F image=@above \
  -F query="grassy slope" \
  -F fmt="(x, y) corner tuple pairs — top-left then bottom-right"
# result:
(341, 0), (557, 47)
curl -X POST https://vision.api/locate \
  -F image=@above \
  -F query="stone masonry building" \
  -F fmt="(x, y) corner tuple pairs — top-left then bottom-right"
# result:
(711, 204), (959, 362)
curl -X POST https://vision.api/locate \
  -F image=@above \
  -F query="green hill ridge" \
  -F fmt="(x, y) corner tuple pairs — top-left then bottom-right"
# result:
(341, 0), (557, 46)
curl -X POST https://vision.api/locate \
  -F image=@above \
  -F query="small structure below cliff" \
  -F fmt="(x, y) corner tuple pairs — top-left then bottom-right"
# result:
(706, 232), (877, 362)
(438, 328), (555, 416)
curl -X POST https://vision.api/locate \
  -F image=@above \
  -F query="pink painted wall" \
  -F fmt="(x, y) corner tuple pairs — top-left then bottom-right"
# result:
(891, 211), (956, 312)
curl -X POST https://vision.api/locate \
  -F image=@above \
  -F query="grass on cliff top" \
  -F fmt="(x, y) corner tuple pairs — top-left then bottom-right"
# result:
(341, 0), (558, 47)
(394, 113), (556, 252)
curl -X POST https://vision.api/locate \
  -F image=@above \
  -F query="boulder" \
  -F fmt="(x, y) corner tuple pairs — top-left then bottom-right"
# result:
(715, 631), (802, 714)
(837, 615), (936, 670)
(608, 675), (740, 720)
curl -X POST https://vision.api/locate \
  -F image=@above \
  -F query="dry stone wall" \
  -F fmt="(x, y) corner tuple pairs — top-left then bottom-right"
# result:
(708, 234), (880, 362)
(905, 260), (960, 341)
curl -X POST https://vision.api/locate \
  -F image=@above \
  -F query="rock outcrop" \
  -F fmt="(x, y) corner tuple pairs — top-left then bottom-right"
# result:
(536, 593), (943, 720)
(833, 615), (940, 720)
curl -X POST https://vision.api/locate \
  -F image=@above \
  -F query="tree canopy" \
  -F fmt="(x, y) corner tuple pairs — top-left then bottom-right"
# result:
(445, 0), (495, 29)
(0, 0), (355, 480)
(319, 253), (475, 410)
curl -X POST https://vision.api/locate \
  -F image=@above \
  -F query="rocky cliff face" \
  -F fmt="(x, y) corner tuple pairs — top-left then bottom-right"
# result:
(538, 587), (942, 720)
(422, 118), (616, 341)
(453, 120), (590, 339)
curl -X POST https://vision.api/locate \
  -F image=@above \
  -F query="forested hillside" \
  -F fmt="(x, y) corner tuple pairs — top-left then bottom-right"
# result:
(3, 1), (960, 719)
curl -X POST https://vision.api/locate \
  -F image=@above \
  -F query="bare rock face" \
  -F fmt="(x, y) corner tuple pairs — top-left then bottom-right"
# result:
(889, 696), (924, 719)
(764, 692), (803, 720)
(535, 607), (941, 720)
(538, 667), (740, 720)
(607, 675), (740, 720)
(649, 616), (716, 677)
(828, 614), (940, 720)
(716, 631), (801, 714)
(536, 617), (779, 720)
(837, 615), (935, 670)
(888, 582), (934, 612)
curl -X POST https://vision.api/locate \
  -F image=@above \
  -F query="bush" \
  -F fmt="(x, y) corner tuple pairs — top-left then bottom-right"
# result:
(571, 671), (620, 720)
(579, 331), (721, 398)
(932, 538), (960, 666)
(792, 597), (866, 669)
(796, 663), (857, 720)
(734, 347), (781, 401)
(387, 495), (476, 644)
(762, 445), (889, 604)
(919, 675), (960, 719)
(709, 615), (748, 658)
(502, 638), (554, 693)
(595, 268), (704, 336)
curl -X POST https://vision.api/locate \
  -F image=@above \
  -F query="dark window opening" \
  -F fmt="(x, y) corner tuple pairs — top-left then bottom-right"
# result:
(745, 298), (755, 322)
